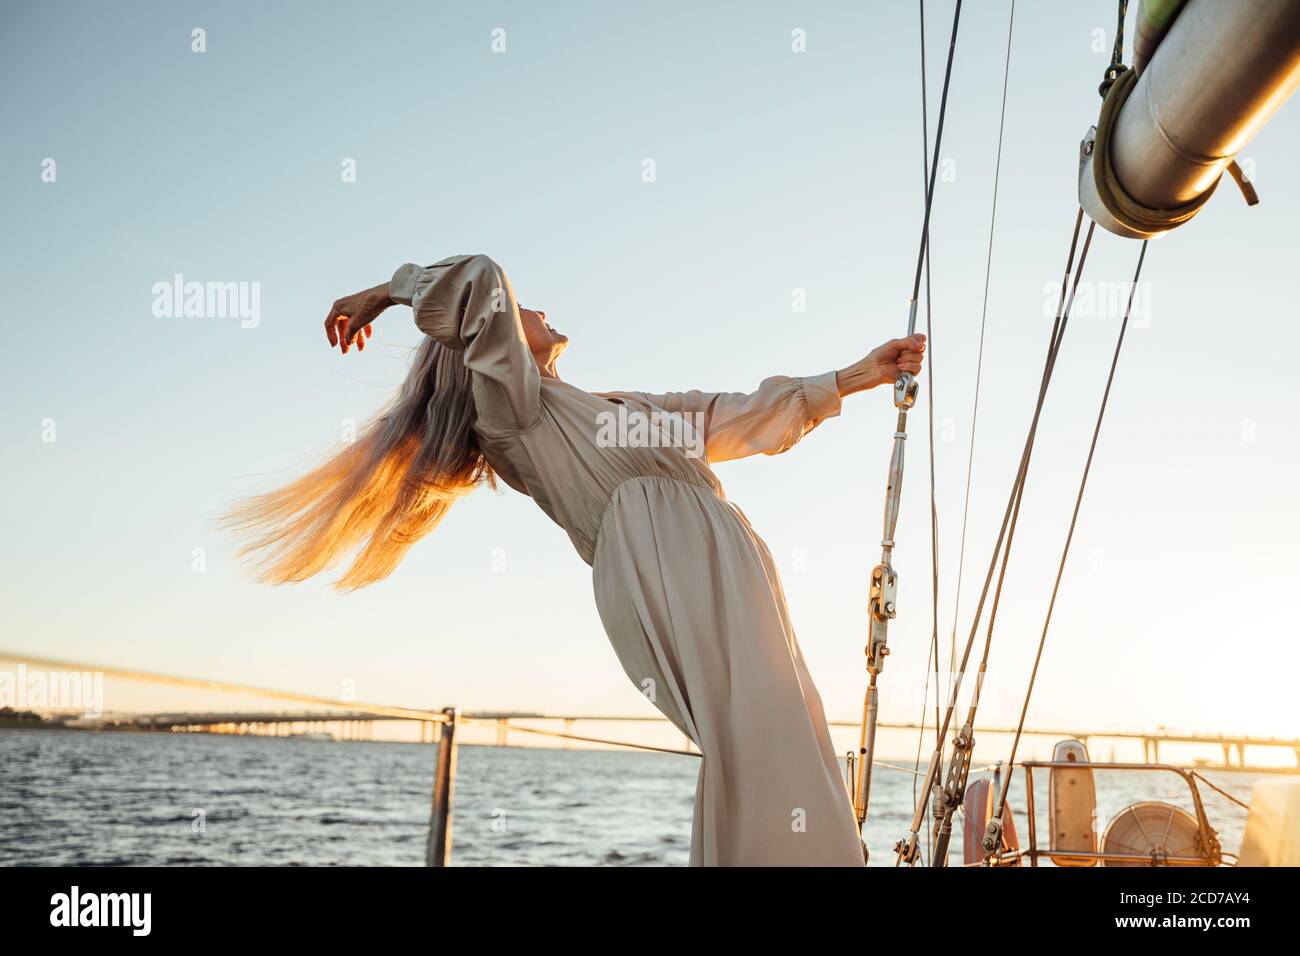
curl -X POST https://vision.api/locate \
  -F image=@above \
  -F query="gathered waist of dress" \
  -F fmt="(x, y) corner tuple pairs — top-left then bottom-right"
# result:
(609, 472), (723, 504)
(593, 473), (736, 556)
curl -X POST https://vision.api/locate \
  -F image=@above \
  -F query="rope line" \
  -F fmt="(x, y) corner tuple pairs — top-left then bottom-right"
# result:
(1099, 0), (1131, 96)
(458, 717), (699, 757)
(879, 759), (1003, 780)
(1190, 770), (1253, 812)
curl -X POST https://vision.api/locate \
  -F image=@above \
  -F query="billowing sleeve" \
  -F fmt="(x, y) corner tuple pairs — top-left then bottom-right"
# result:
(389, 254), (540, 435)
(615, 371), (842, 463)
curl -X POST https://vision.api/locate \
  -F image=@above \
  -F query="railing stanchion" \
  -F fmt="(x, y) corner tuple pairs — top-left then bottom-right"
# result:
(426, 707), (460, 867)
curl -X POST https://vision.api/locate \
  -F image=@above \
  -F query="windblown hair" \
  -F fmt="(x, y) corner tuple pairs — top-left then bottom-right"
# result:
(222, 338), (492, 590)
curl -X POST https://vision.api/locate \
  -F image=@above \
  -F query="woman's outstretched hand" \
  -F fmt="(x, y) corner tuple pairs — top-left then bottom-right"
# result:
(835, 333), (927, 397)
(324, 282), (393, 354)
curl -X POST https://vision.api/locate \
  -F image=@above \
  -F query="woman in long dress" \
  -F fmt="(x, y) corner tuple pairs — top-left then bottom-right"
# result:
(228, 254), (925, 866)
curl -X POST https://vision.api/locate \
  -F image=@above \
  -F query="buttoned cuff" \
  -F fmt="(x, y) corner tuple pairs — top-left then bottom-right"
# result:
(804, 370), (843, 422)
(389, 262), (422, 306)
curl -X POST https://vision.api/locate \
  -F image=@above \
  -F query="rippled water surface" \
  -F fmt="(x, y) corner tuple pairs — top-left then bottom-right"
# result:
(0, 729), (1259, 866)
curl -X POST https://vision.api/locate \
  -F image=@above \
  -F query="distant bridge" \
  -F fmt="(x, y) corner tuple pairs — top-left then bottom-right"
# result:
(72, 709), (1300, 772)
(7, 648), (1294, 772)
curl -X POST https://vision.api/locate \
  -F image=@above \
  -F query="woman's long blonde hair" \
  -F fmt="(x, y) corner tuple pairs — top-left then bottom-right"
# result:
(223, 338), (492, 590)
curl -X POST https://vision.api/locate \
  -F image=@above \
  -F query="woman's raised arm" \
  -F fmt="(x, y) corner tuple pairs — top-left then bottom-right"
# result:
(607, 373), (841, 463)
(386, 255), (541, 435)
(606, 333), (925, 464)
(325, 255), (540, 435)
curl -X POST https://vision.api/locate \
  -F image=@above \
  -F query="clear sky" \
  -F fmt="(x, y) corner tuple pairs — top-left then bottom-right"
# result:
(2, 0), (1297, 756)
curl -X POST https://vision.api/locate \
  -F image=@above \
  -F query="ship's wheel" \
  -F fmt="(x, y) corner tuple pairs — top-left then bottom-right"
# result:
(1100, 801), (1202, 867)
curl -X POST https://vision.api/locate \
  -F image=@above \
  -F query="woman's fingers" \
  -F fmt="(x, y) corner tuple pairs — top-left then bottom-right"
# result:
(339, 316), (375, 353)
(325, 290), (384, 356)
(326, 291), (381, 354)
(325, 307), (341, 347)
(325, 310), (359, 353)
(894, 336), (925, 374)
(876, 334), (926, 374)
(889, 333), (926, 353)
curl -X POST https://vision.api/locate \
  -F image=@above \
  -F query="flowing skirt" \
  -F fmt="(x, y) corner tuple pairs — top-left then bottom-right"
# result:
(592, 476), (864, 866)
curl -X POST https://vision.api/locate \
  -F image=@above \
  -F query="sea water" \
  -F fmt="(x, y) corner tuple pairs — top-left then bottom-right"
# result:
(0, 729), (1258, 867)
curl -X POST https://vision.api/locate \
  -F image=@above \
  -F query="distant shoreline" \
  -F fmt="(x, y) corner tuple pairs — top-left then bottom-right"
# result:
(1, 723), (1293, 774)
(0, 709), (73, 731)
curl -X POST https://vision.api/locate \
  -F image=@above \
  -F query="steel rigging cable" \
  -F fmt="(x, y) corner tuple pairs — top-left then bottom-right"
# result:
(949, 0), (1015, 720)
(908, 0), (943, 868)
(895, 208), (1092, 865)
(929, 217), (1098, 865)
(936, 0), (1146, 864)
(982, 239), (1150, 859)
(910, 0), (1017, 866)
(852, 0), (963, 850)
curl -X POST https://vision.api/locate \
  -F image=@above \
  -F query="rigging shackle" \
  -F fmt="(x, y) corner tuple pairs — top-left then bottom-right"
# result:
(981, 816), (1005, 858)
(896, 297), (922, 409)
(930, 721), (974, 864)
(867, 566), (895, 674)
(895, 374), (920, 411)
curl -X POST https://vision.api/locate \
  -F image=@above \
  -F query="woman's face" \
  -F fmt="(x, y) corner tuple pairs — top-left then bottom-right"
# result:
(519, 306), (569, 362)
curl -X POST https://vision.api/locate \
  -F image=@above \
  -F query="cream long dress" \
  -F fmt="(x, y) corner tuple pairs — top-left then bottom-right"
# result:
(390, 254), (865, 867)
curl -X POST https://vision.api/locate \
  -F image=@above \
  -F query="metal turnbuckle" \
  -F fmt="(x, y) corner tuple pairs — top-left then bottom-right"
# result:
(930, 723), (975, 864)
(867, 563), (897, 675)
(853, 354), (918, 834)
